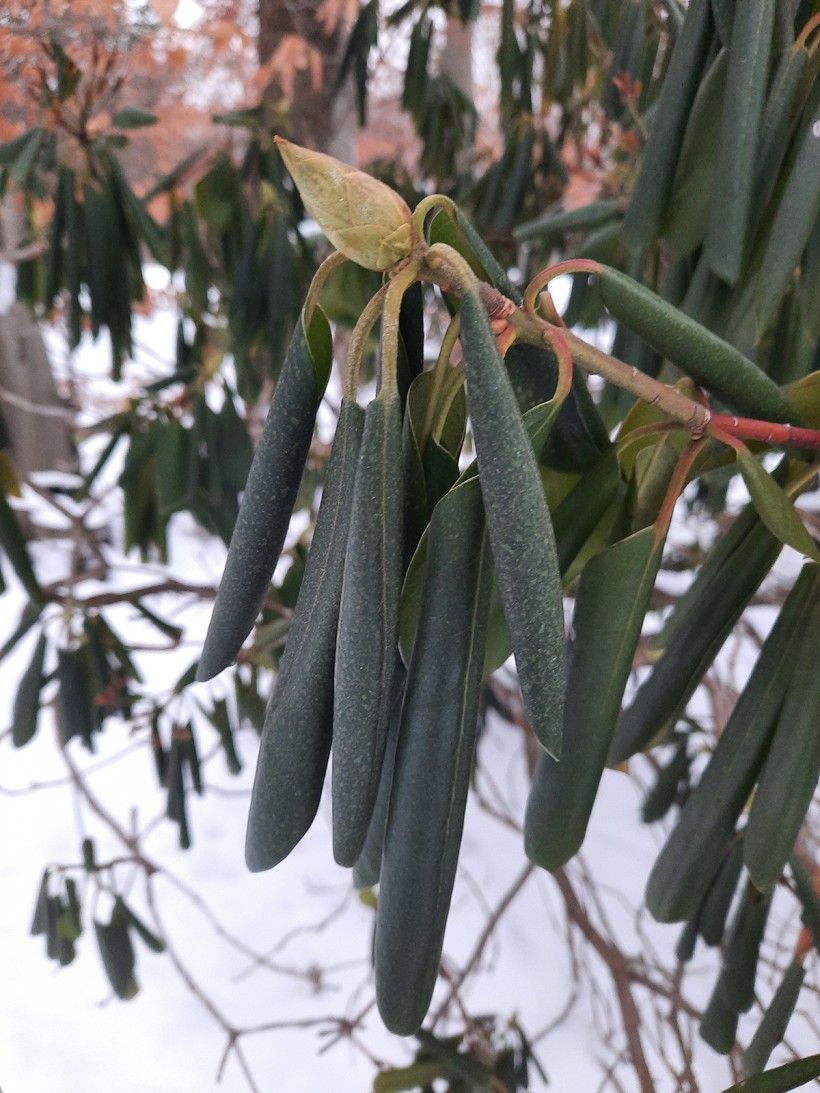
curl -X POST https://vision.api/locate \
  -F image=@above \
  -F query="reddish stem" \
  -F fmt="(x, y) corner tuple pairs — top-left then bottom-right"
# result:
(523, 259), (603, 312)
(710, 414), (820, 452)
(654, 440), (705, 544)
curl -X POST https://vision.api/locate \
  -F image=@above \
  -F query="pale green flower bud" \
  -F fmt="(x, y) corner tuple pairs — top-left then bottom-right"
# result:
(275, 137), (414, 272)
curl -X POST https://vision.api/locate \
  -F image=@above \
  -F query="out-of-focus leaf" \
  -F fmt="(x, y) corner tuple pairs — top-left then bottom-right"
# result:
(30, 871), (50, 936)
(735, 449), (819, 562)
(373, 1062), (447, 1092)
(0, 492), (43, 601)
(114, 897), (165, 954)
(721, 1054), (820, 1092)
(12, 630), (47, 747)
(742, 960), (807, 1078)
(789, 856), (820, 953)
(94, 915), (138, 1000)
(704, 0), (777, 283)
(112, 108), (158, 129)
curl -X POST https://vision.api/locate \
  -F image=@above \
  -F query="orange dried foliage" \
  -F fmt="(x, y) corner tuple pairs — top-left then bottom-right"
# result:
(255, 34), (324, 98)
(316, 0), (359, 35)
(0, 0), (270, 196)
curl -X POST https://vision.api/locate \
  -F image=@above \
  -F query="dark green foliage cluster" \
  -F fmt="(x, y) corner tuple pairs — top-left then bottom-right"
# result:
(1, 0), (818, 1084)
(31, 846), (165, 1000)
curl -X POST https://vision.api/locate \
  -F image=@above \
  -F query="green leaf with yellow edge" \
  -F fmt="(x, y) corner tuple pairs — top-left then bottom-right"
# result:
(783, 367), (820, 427)
(373, 1062), (447, 1092)
(0, 450), (21, 496)
(735, 448), (819, 562)
(552, 451), (623, 576)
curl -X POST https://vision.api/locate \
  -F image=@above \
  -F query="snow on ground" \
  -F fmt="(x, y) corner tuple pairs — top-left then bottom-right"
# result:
(0, 281), (814, 1093)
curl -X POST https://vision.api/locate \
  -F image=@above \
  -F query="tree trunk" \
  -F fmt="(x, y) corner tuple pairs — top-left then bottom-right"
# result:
(0, 201), (75, 477)
(258, 0), (356, 159)
(441, 15), (474, 100)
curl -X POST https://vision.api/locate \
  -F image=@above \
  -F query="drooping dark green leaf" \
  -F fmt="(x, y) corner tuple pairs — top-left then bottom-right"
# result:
(552, 451), (622, 575)
(332, 392), (404, 867)
(716, 881), (772, 1013)
(699, 836), (744, 947)
(94, 915), (138, 1000)
(662, 48), (728, 258)
(507, 341), (612, 474)
(752, 36), (813, 216)
(203, 698), (241, 775)
(197, 308), (332, 681)
(30, 871), (50, 936)
(335, 0), (379, 125)
(12, 630), (47, 748)
(641, 740), (689, 823)
(460, 290), (565, 757)
(742, 960), (807, 1078)
(744, 581), (820, 891)
(645, 565), (819, 923)
(525, 527), (662, 870)
(373, 1062), (447, 1093)
(704, 0), (777, 283)
(0, 492), (43, 602)
(402, 366), (465, 564)
(611, 497), (782, 764)
(375, 480), (492, 1035)
(396, 280), (425, 415)
(700, 981), (739, 1054)
(0, 600), (44, 664)
(622, 0), (714, 251)
(516, 198), (622, 245)
(721, 1054), (820, 1093)
(0, 128), (45, 169)
(755, 79), (820, 328)
(63, 878), (82, 939)
(56, 646), (98, 751)
(352, 663), (406, 890)
(114, 897), (165, 954)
